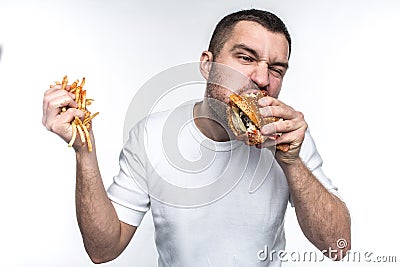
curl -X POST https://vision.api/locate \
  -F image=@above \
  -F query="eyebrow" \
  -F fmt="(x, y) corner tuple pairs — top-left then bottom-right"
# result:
(230, 43), (260, 59)
(271, 61), (289, 70)
(229, 43), (289, 69)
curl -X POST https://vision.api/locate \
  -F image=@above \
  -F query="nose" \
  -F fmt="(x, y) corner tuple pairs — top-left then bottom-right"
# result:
(250, 62), (269, 89)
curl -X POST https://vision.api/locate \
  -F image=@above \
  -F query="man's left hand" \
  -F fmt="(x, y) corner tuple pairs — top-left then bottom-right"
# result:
(257, 95), (308, 164)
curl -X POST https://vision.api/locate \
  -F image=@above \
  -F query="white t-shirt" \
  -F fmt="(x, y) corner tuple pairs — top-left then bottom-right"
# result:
(107, 101), (340, 266)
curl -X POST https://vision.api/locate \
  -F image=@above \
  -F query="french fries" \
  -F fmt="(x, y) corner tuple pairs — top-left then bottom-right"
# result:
(51, 75), (99, 152)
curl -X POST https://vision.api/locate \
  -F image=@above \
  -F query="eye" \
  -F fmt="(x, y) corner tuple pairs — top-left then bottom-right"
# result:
(238, 54), (254, 63)
(269, 67), (285, 78)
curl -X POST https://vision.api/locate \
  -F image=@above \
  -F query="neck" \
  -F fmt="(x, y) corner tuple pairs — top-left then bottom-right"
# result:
(193, 101), (232, 142)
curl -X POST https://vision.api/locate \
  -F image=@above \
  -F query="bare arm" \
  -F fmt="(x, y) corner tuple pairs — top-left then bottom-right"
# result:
(42, 85), (136, 263)
(281, 158), (351, 259)
(75, 143), (136, 263)
(259, 95), (351, 259)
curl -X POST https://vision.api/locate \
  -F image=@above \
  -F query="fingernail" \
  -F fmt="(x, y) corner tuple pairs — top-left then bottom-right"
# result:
(258, 97), (267, 106)
(261, 124), (273, 135)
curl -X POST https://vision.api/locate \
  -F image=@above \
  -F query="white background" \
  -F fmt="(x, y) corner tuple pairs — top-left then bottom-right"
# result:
(1, 0), (399, 266)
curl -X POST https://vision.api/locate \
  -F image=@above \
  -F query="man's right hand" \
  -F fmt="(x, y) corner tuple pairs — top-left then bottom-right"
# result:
(42, 85), (86, 151)
(43, 84), (136, 263)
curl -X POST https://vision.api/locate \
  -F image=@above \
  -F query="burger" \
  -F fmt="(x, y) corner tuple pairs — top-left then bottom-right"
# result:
(226, 91), (290, 152)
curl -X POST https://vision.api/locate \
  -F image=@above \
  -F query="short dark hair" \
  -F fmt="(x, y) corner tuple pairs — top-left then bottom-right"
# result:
(208, 9), (291, 59)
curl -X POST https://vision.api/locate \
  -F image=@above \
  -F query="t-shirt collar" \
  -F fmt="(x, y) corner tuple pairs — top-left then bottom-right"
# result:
(187, 101), (243, 152)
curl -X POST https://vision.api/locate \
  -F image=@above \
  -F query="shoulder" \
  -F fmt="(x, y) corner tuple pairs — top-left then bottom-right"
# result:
(126, 102), (195, 145)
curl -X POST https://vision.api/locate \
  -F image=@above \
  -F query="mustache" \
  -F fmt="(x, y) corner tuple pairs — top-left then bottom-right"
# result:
(207, 64), (269, 95)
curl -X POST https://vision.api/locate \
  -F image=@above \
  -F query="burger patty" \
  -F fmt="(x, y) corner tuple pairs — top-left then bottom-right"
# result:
(229, 103), (258, 135)
(240, 111), (257, 132)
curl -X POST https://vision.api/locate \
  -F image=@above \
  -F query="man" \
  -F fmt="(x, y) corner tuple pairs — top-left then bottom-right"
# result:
(42, 9), (350, 266)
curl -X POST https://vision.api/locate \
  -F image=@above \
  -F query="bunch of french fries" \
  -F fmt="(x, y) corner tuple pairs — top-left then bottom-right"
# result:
(51, 76), (99, 152)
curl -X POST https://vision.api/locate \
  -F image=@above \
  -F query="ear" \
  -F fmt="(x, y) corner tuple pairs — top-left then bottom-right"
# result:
(199, 51), (213, 79)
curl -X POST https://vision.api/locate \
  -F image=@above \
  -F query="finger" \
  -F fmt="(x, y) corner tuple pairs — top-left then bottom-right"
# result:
(45, 91), (76, 107)
(43, 92), (78, 126)
(257, 131), (290, 149)
(261, 119), (296, 136)
(44, 109), (86, 145)
(44, 107), (85, 133)
(259, 105), (296, 120)
(45, 85), (76, 98)
(44, 87), (61, 99)
(260, 122), (307, 149)
(46, 90), (77, 107)
(43, 94), (77, 123)
(60, 108), (85, 124)
(258, 95), (283, 107)
(256, 137), (281, 150)
(64, 84), (72, 92)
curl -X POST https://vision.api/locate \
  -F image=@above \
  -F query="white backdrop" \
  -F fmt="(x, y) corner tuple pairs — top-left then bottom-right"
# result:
(0, 0), (399, 266)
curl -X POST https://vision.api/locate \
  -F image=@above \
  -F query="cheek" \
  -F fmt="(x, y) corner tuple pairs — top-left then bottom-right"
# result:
(208, 65), (251, 97)
(207, 84), (233, 104)
(268, 78), (283, 98)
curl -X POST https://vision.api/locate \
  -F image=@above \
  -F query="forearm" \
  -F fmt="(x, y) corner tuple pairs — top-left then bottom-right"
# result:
(75, 143), (127, 263)
(42, 81), (133, 262)
(281, 158), (351, 258)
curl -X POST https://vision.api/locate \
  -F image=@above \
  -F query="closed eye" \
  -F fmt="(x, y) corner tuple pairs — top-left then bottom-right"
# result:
(269, 67), (285, 77)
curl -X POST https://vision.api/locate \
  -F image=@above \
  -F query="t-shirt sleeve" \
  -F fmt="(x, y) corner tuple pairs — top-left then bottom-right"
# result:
(289, 129), (342, 206)
(107, 121), (150, 226)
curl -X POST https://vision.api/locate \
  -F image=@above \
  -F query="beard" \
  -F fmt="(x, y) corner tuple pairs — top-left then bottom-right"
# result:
(203, 63), (260, 129)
